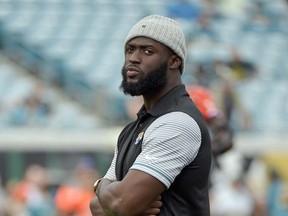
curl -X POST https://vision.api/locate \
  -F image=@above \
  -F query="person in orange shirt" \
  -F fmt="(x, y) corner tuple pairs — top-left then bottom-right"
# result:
(55, 157), (101, 216)
(6, 164), (54, 216)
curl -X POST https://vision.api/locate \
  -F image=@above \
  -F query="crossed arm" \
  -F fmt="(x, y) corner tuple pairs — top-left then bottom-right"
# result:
(90, 170), (165, 216)
(90, 112), (201, 215)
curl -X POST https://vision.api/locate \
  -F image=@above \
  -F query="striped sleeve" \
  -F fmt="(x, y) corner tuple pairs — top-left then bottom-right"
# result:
(130, 111), (201, 188)
(103, 145), (117, 181)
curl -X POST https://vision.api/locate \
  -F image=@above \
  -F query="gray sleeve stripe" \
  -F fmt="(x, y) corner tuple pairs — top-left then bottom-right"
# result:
(131, 111), (201, 188)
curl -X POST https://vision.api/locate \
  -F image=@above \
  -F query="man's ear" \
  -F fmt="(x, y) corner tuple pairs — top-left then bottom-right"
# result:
(169, 55), (182, 70)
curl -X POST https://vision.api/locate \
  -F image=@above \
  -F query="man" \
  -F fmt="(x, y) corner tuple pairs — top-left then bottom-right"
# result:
(186, 85), (233, 188)
(186, 85), (233, 156)
(90, 15), (211, 216)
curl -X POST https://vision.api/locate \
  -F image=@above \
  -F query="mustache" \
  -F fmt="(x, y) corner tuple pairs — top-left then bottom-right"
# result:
(124, 64), (141, 72)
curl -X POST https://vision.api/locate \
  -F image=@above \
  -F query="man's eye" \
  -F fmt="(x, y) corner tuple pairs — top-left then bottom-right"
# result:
(144, 50), (153, 55)
(126, 48), (134, 53)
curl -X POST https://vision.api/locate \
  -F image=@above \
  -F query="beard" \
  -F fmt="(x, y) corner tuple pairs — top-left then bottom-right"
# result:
(120, 62), (168, 96)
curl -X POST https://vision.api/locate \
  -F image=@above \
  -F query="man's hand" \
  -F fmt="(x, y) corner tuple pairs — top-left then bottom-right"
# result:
(90, 195), (106, 216)
(90, 194), (162, 216)
(141, 195), (162, 216)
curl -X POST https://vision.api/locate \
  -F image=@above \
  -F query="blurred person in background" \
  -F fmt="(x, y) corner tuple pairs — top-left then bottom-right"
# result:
(217, 77), (251, 130)
(210, 176), (257, 216)
(166, 0), (202, 21)
(267, 169), (288, 216)
(226, 47), (257, 81)
(7, 82), (52, 127)
(186, 85), (233, 154)
(192, 63), (214, 88)
(3, 180), (29, 216)
(90, 15), (211, 216)
(55, 156), (101, 216)
(212, 58), (251, 131)
(186, 85), (233, 187)
(4, 164), (54, 216)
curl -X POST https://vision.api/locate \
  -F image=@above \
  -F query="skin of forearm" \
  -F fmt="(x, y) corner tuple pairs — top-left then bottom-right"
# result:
(96, 178), (152, 216)
(97, 179), (135, 216)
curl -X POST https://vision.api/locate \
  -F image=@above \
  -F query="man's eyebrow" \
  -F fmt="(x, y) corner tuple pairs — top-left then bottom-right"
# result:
(126, 44), (155, 49)
(139, 45), (155, 49)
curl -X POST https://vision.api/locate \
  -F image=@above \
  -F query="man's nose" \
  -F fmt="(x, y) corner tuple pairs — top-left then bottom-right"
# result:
(128, 50), (141, 63)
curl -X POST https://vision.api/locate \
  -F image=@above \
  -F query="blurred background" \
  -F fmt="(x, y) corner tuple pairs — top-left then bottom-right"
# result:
(0, 0), (287, 215)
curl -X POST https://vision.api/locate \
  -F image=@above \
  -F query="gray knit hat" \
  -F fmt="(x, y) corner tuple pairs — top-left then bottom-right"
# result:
(124, 15), (187, 74)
